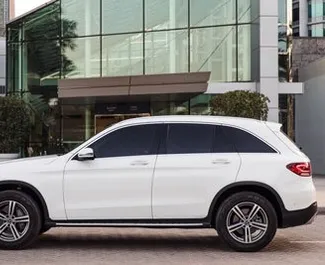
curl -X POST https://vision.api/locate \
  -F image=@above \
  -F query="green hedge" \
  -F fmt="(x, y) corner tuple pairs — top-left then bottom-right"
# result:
(0, 97), (31, 153)
(210, 91), (270, 121)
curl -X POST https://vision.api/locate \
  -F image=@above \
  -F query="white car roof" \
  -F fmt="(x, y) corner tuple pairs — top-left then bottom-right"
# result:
(112, 115), (279, 129)
(70, 115), (284, 156)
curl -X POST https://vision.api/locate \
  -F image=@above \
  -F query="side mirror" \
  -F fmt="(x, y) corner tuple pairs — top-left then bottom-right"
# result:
(77, 148), (95, 161)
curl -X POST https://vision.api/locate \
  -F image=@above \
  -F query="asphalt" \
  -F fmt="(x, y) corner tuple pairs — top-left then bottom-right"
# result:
(2, 217), (325, 265)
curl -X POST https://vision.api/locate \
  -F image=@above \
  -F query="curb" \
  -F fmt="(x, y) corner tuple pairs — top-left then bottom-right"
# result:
(318, 207), (325, 215)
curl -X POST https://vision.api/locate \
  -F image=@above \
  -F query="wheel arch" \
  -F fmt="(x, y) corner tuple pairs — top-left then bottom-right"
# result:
(207, 182), (286, 228)
(0, 180), (50, 224)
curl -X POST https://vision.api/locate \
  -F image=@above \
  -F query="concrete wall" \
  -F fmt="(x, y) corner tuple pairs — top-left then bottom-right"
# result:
(295, 58), (325, 174)
(292, 37), (325, 81)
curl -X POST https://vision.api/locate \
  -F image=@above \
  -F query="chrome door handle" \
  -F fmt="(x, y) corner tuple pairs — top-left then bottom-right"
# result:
(131, 160), (149, 166)
(212, 159), (230, 165)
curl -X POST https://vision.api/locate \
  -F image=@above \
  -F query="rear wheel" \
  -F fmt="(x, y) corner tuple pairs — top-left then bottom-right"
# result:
(0, 190), (42, 249)
(215, 191), (277, 252)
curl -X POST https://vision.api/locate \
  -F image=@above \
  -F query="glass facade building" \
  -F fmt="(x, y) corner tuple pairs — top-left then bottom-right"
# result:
(293, 0), (325, 37)
(7, 0), (258, 155)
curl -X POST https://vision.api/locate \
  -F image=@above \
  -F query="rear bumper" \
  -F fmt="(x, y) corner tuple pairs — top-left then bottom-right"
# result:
(281, 202), (318, 228)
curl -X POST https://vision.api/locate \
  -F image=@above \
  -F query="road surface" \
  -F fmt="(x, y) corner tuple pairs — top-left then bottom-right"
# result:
(1, 216), (325, 265)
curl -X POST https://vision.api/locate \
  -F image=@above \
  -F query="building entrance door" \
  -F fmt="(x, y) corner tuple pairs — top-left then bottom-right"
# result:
(94, 113), (151, 134)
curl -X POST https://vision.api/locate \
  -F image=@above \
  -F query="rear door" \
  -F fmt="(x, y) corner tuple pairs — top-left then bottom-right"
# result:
(152, 123), (241, 219)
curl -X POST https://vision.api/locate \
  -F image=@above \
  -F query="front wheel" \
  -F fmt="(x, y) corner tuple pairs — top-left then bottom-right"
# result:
(0, 190), (42, 249)
(215, 191), (278, 252)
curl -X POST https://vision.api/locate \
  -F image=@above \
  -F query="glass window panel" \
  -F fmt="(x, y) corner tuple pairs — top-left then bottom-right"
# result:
(24, 2), (60, 41)
(279, 54), (288, 82)
(214, 126), (236, 153)
(62, 37), (100, 78)
(166, 124), (215, 154)
(62, 105), (94, 143)
(293, 6), (300, 23)
(90, 124), (161, 158)
(0, 55), (5, 79)
(7, 43), (20, 93)
(102, 0), (143, 34)
(278, 0), (287, 24)
(190, 0), (236, 27)
(309, 0), (324, 22)
(222, 126), (276, 153)
(25, 41), (61, 84)
(102, 33), (144, 77)
(190, 95), (211, 115)
(238, 25), (252, 81)
(145, 30), (188, 74)
(238, 0), (252, 23)
(151, 101), (171, 115)
(190, 26), (236, 82)
(61, 0), (100, 37)
(278, 25), (287, 53)
(8, 23), (21, 42)
(311, 24), (323, 36)
(145, 0), (188, 30)
(20, 40), (60, 156)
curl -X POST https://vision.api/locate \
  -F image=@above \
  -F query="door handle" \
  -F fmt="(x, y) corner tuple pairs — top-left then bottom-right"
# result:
(131, 160), (149, 166)
(212, 159), (230, 165)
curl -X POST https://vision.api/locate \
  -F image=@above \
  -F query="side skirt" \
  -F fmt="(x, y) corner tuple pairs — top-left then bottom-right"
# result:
(49, 219), (212, 229)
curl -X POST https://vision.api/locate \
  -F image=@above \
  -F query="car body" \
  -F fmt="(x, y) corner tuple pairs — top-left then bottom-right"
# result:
(0, 115), (317, 251)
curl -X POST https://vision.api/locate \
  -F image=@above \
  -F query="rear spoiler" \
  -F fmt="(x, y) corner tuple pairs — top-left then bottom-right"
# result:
(264, 121), (282, 132)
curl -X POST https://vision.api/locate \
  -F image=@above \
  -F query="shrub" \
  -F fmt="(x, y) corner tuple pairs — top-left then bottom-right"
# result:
(0, 96), (31, 153)
(210, 90), (270, 121)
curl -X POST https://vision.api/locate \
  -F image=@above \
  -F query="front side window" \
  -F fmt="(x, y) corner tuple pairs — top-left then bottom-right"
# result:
(166, 123), (215, 154)
(90, 124), (161, 158)
(221, 126), (276, 153)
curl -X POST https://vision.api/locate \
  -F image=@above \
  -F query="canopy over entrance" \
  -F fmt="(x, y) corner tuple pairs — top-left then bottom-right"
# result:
(58, 72), (211, 101)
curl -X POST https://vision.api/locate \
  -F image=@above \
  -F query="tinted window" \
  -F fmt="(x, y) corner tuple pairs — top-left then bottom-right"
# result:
(90, 124), (160, 158)
(214, 126), (236, 153)
(166, 124), (215, 154)
(221, 126), (276, 153)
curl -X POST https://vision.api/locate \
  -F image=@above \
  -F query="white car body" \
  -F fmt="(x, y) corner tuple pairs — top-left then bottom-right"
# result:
(0, 116), (316, 225)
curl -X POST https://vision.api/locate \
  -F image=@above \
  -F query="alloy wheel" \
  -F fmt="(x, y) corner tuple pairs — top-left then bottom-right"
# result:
(226, 202), (268, 244)
(0, 200), (30, 242)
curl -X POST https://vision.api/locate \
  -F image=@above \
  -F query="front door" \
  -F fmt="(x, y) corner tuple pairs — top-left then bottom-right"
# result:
(63, 123), (162, 220)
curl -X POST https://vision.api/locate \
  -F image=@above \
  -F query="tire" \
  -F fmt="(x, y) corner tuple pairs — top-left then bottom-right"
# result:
(0, 190), (42, 250)
(215, 191), (277, 252)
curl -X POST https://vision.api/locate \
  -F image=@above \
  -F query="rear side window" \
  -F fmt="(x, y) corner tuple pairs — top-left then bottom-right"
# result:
(221, 126), (276, 153)
(166, 124), (215, 154)
(214, 126), (236, 153)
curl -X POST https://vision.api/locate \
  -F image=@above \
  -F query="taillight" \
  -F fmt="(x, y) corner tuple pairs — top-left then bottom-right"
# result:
(286, 162), (312, 177)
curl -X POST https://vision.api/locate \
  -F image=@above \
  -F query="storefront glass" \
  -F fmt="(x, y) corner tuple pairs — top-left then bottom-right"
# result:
(7, 0), (256, 155)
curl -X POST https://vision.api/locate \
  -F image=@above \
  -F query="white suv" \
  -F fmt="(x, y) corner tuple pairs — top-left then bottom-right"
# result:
(0, 116), (317, 252)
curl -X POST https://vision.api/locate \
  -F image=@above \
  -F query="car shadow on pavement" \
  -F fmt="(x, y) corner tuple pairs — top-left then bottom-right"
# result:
(35, 234), (229, 251)
(29, 229), (307, 253)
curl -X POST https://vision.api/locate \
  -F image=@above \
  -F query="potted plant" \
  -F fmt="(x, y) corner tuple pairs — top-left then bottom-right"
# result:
(210, 90), (270, 120)
(0, 96), (31, 161)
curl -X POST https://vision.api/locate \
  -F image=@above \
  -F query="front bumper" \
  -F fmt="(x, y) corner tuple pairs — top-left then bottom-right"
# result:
(280, 202), (318, 228)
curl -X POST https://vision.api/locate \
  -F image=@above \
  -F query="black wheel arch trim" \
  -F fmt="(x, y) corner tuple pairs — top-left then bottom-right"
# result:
(205, 181), (286, 225)
(0, 180), (51, 223)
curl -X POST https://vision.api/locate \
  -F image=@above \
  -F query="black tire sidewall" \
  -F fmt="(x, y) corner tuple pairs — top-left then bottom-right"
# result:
(216, 191), (278, 252)
(0, 190), (41, 250)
